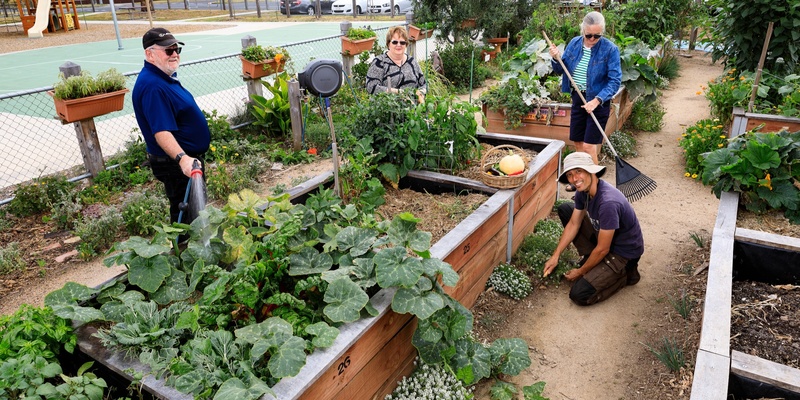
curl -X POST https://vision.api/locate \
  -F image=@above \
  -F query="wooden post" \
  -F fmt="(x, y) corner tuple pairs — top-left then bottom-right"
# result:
(59, 62), (105, 179)
(405, 12), (415, 58)
(340, 21), (354, 77)
(241, 35), (264, 98)
(351, 0), (356, 17)
(288, 79), (303, 151)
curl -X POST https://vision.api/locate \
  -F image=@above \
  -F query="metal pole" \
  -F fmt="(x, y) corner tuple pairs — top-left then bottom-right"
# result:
(108, 0), (123, 50)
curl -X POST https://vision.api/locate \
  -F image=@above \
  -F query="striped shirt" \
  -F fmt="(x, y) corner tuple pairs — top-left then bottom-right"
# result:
(573, 46), (592, 91)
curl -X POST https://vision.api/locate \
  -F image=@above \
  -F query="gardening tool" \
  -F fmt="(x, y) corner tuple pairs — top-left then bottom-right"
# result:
(543, 31), (657, 202)
(747, 22), (774, 113)
(177, 159), (207, 224)
(324, 97), (341, 197)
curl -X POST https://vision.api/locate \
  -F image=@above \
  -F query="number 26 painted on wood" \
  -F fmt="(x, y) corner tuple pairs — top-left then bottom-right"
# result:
(337, 356), (351, 375)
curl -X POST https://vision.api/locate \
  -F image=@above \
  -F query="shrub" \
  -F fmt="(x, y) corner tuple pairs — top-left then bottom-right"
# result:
(0, 242), (25, 275)
(704, 69), (750, 126)
(657, 52), (680, 81)
(513, 218), (577, 283)
(678, 118), (727, 178)
(121, 191), (169, 236)
(205, 155), (268, 201)
(602, 130), (638, 159)
(8, 175), (75, 217)
(627, 99), (665, 132)
(51, 197), (83, 231)
(73, 207), (123, 259)
(438, 41), (492, 90)
(487, 263), (532, 300)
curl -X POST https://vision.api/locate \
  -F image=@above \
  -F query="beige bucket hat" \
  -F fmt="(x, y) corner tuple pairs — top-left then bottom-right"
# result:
(558, 152), (606, 184)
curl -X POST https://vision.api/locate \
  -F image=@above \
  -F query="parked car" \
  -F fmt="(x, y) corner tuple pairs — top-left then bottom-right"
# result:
(331, 0), (371, 14)
(368, 0), (412, 14)
(280, 0), (335, 15)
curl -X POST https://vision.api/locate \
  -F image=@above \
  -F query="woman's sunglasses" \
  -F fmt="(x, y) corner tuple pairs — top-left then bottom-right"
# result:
(584, 34), (602, 40)
(390, 40), (408, 46)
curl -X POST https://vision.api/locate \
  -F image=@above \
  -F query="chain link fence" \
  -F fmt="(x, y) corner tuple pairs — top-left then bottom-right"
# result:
(0, 24), (443, 203)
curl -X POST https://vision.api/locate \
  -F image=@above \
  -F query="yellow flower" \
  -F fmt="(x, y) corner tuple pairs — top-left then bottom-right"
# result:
(682, 133), (687, 137)
(719, 135), (726, 139)
(718, 143), (724, 148)
(234, 153), (239, 157)
(739, 76), (745, 81)
(691, 174), (698, 179)
(715, 125), (723, 129)
(274, 53), (283, 63)
(759, 173), (773, 191)
(135, 166), (140, 169)
(696, 91), (702, 95)
(727, 70), (734, 74)
(220, 160), (224, 165)
(685, 172), (691, 177)
(222, 146), (227, 149)
(211, 145), (216, 152)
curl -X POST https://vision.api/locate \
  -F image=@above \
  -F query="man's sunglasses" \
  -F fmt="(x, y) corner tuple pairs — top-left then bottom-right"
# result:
(584, 34), (602, 40)
(390, 40), (408, 46)
(156, 47), (182, 56)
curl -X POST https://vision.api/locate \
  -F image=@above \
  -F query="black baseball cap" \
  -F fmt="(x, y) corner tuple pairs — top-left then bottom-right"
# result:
(142, 27), (185, 49)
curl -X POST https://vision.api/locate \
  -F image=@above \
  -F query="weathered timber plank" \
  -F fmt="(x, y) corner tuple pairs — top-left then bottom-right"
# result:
(373, 349), (418, 400)
(735, 228), (800, 252)
(332, 318), (418, 400)
(406, 169), (499, 194)
(689, 349), (730, 400)
(296, 308), (412, 400)
(511, 173), (558, 254)
(444, 226), (508, 308)
(731, 350), (800, 394)
(430, 194), (511, 272)
(268, 289), (397, 399)
(743, 113), (800, 133)
(697, 191), (738, 357)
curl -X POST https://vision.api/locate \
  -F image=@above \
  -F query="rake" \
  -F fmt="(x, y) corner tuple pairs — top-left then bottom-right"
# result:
(543, 31), (657, 202)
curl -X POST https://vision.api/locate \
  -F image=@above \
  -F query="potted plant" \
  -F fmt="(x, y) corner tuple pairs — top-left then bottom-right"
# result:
(48, 68), (128, 123)
(407, 21), (435, 41)
(341, 27), (376, 56)
(240, 44), (289, 79)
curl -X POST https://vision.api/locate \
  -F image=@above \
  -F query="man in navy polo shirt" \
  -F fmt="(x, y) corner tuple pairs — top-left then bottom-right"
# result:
(133, 27), (210, 226)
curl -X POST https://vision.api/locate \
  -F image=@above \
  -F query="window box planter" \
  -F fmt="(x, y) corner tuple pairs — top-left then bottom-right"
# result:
(690, 191), (800, 400)
(240, 55), (286, 79)
(341, 36), (375, 56)
(407, 25), (434, 41)
(47, 89), (128, 124)
(482, 87), (633, 148)
(72, 133), (564, 400)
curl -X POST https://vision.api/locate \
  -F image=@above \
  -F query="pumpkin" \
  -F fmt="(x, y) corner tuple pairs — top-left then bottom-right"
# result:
(498, 154), (525, 176)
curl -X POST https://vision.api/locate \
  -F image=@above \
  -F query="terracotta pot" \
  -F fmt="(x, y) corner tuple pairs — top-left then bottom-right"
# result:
(460, 18), (477, 29)
(480, 49), (498, 62)
(48, 89), (129, 123)
(341, 36), (375, 56)
(240, 56), (286, 79)
(486, 37), (508, 45)
(407, 25), (433, 41)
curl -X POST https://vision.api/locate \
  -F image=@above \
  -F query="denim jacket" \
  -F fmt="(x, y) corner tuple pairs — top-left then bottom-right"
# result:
(551, 35), (622, 103)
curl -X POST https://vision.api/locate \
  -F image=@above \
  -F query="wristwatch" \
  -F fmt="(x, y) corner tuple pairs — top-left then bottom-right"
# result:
(595, 96), (603, 103)
(174, 152), (186, 163)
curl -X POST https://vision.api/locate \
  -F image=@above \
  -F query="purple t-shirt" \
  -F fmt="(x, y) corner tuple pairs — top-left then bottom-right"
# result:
(574, 180), (644, 259)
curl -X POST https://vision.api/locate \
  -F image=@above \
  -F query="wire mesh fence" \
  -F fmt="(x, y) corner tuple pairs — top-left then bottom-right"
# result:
(0, 24), (444, 203)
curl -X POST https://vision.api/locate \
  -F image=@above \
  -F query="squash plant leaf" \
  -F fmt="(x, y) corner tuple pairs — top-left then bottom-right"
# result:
(453, 338), (492, 384)
(490, 380), (518, 400)
(268, 336), (307, 378)
(386, 213), (431, 252)
(113, 235), (171, 259)
(391, 277), (445, 319)
(741, 141), (782, 170)
(420, 258), (459, 287)
(375, 247), (424, 288)
(49, 304), (105, 323)
(151, 268), (191, 305)
(45, 281), (97, 306)
(222, 225), (256, 266)
(305, 322), (339, 348)
(289, 247), (334, 276)
(127, 254), (172, 293)
(225, 188), (263, 220)
(490, 338), (532, 376)
(411, 326), (450, 364)
(335, 226), (377, 257)
(757, 180), (798, 210)
(323, 277), (369, 323)
(523, 381), (550, 400)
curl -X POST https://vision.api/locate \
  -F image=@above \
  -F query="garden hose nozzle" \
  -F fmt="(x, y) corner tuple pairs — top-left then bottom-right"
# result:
(191, 159), (203, 178)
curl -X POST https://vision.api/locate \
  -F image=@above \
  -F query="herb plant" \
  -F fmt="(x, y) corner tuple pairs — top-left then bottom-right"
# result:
(52, 68), (127, 100)
(700, 128), (800, 223)
(513, 218), (577, 283)
(8, 175), (75, 217)
(384, 361), (472, 400)
(345, 27), (376, 40)
(627, 98), (665, 132)
(241, 44), (289, 63)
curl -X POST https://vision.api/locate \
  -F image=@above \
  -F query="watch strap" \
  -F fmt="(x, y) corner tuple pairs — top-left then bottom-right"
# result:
(175, 152), (186, 162)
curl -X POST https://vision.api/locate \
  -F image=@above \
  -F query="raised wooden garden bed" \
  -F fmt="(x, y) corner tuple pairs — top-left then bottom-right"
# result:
(730, 107), (800, 136)
(689, 191), (800, 400)
(482, 87), (633, 148)
(73, 133), (563, 400)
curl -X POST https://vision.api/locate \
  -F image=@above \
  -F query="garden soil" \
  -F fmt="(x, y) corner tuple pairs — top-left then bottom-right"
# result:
(2, 23), (794, 399)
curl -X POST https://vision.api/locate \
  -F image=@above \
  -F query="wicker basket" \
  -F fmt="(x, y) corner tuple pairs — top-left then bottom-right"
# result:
(480, 144), (531, 189)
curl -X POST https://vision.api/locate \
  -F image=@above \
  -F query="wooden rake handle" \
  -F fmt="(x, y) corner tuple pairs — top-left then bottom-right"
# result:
(542, 31), (618, 158)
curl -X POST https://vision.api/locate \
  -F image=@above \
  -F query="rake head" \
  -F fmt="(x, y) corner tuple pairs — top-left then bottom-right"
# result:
(615, 157), (657, 202)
